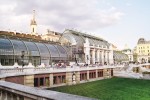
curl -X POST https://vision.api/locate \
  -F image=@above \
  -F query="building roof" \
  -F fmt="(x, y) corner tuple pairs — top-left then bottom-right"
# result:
(137, 38), (150, 44)
(113, 51), (129, 61)
(0, 37), (69, 60)
(60, 29), (110, 48)
(0, 31), (60, 44)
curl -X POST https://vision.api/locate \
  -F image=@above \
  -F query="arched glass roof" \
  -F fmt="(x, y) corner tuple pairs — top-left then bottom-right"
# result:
(113, 51), (128, 61)
(0, 37), (68, 64)
(61, 29), (110, 48)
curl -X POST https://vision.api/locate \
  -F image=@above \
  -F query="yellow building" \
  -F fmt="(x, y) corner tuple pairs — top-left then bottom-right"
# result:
(136, 38), (150, 63)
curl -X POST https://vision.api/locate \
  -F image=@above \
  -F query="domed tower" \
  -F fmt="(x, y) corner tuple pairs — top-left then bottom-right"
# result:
(137, 38), (145, 44)
(30, 10), (37, 35)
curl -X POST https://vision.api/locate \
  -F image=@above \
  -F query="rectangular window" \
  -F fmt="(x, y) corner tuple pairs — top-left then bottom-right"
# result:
(40, 78), (44, 86)
(34, 78), (38, 87)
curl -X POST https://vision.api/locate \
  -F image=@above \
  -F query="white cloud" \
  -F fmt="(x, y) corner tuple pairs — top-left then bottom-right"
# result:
(0, 0), (124, 34)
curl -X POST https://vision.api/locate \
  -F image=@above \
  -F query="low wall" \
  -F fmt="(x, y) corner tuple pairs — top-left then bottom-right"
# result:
(0, 81), (96, 100)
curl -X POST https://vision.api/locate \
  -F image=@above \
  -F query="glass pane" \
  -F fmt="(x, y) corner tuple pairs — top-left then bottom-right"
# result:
(54, 45), (67, 57)
(35, 43), (50, 66)
(10, 39), (27, 55)
(35, 43), (50, 58)
(24, 41), (40, 56)
(72, 34), (84, 46)
(45, 44), (59, 58)
(0, 38), (14, 55)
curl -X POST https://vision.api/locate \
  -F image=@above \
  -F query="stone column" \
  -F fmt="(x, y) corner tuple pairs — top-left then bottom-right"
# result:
(92, 49), (95, 64)
(109, 50), (114, 64)
(84, 47), (90, 64)
(107, 52), (109, 64)
(7, 92), (12, 100)
(66, 72), (72, 85)
(0, 90), (2, 100)
(84, 38), (90, 64)
(10, 94), (13, 100)
(105, 51), (107, 64)
(4, 91), (7, 100)
(101, 50), (104, 65)
(100, 51), (102, 64)
(50, 74), (53, 87)
(24, 75), (34, 87)
(75, 72), (80, 84)
(17, 95), (20, 100)
(87, 70), (89, 81)
(96, 69), (98, 78)
(97, 50), (100, 63)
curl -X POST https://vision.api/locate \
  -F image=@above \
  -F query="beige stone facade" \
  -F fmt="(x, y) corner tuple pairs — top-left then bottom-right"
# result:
(41, 30), (61, 42)
(24, 75), (34, 87)
(136, 38), (150, 63)
(0, 68), (113, 88)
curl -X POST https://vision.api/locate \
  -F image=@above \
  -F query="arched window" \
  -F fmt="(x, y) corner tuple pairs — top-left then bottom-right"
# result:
(33, 28), (34, 33)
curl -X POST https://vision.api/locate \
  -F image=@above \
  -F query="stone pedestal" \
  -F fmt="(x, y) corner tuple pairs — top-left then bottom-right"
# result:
(50, 74), (53, 87)
(75, 71), (80, 84)
(103, 69), (110, 79)
(66, 72), (72, 85)
(24, 75), (34, 87)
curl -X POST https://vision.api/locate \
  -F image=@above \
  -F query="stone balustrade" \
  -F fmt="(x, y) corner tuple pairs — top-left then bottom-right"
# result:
(0, 65), (117, 76)
(0, 81), (96, 100)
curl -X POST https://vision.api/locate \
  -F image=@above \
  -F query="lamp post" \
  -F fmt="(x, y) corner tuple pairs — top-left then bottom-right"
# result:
(21, 51), (25, 68)
(74, 53), (77, 64)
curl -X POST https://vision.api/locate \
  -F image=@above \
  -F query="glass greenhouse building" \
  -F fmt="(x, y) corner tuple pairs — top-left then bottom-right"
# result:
(0, 37), (69, 66)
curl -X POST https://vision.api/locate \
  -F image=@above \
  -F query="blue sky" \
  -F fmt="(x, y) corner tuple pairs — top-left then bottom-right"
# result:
(0, 0), (149, 50)
(96, 0), (150, 49)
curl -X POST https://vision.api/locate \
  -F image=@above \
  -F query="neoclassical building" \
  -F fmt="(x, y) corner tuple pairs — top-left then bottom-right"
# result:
(136, 38), (150, 63)
(41, 29), (62, 42)
(59, 29), (114, 65)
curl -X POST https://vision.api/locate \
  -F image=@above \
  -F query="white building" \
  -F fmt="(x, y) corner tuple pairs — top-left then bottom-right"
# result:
(122, 44), (133, 62)
(59, 29), (114, 65)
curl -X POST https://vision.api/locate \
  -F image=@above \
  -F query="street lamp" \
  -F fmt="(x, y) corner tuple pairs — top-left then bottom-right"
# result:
(21, 51), (25, 68)
(74, 53), (77, 64)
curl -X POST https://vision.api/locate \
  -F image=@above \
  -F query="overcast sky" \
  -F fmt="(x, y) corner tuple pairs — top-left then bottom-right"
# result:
(0, 0), (150, 49)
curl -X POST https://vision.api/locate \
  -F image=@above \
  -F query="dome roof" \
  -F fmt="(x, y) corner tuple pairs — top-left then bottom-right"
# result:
(137, 38), (145, 44)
